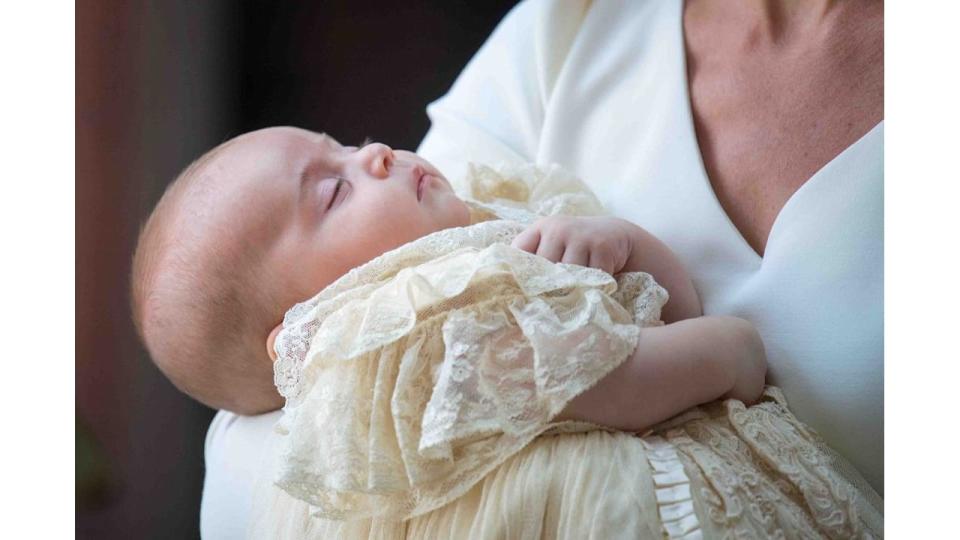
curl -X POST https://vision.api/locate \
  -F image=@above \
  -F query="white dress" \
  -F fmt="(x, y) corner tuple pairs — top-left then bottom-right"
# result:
(201, 1), (883, 537)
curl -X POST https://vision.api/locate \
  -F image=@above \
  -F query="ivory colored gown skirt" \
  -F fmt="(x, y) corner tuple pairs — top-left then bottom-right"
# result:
(255, 388), (883, 539)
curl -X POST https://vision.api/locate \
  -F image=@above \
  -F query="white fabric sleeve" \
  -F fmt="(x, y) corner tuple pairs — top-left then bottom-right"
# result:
(417, 0), (590, 191)
(200, 410), (282, 540)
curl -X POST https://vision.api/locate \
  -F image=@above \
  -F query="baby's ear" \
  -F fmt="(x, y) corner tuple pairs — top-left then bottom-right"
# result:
(266, 324), (283, 363)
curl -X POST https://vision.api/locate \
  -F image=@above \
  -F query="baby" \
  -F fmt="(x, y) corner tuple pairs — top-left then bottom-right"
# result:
(133, 126), (881, 538)
(132, 126), (764, 419)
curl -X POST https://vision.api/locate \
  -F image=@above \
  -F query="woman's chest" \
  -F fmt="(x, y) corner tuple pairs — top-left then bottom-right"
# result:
(682, 9), (883, 255)
(535, 0), (883, 491)
(539, 0), (883, 267)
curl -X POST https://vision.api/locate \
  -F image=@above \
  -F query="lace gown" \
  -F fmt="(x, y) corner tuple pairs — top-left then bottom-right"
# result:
(251, 165), (883, 539)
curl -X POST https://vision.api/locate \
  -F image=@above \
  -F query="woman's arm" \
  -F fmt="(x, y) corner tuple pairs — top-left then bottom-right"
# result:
(416, 0), (592, 188)
(554, 316), (767, 432)
(201, 410), (283, 540)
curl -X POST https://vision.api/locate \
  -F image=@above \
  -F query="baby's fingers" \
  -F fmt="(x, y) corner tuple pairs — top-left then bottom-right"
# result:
(588, 251), (618, 275)
(560, 245), (590, 267)
(511, 227), (541, 254)
(536, 236), (566, 263)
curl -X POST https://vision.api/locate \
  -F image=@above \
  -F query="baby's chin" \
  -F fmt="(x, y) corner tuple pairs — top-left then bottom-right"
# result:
(446, 194), (472, 228)
(422, 175), (470, 230)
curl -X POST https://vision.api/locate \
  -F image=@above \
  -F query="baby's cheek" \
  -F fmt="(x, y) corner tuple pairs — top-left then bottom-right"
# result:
(359, 214), (421, 258)
(451, 197), (471, 227)
(430, 194), (470, 231)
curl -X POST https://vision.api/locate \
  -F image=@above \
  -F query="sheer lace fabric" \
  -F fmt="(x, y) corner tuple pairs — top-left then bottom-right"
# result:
(273, 227), (668, 520)
(270, 162), (664, 521)
(252, 391), (882, 539)
(258, 163), (882, 538)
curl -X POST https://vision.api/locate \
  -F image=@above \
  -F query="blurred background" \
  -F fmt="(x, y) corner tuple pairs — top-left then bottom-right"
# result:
(76, 2), (517, 537)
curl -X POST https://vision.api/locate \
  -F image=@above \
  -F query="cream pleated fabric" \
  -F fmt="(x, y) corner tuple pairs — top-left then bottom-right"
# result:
(250, 164), (881, 539)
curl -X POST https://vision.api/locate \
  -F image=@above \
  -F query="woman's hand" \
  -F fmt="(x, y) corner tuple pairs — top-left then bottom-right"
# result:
(511, 216), (635, 275)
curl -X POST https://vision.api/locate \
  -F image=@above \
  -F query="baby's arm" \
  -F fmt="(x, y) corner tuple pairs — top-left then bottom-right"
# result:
(513, 216), (765, 431)
(618, 223), (701, 323)
(553, 315), (766, 432)
(512, 216), (701, 323)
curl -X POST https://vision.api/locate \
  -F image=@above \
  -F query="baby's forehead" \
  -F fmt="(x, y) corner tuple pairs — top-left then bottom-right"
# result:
(210, 128), (333, 176)
(236, 126), (334, 152)
(171, 149), (281, 241)
(177, 126), (341, 229)
(189, 133), (289, 190)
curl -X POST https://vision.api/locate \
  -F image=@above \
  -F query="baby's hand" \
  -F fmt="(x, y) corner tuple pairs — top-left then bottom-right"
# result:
(511, 216), (634, 275)
(709, 316), (768, 405)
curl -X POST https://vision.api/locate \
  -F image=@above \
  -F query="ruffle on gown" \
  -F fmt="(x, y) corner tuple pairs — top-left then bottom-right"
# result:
(267, 162), (668, 523)
(254, 390), (882, 540)
(255, 163), (883, 539)
(271, 225), (668, 521)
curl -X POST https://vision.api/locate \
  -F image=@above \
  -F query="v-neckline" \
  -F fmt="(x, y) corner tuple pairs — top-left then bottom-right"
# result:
(673, 0), (882, 264)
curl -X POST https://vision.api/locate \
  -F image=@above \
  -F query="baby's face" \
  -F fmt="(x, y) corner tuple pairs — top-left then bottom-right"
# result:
(200, 126), (470, 330)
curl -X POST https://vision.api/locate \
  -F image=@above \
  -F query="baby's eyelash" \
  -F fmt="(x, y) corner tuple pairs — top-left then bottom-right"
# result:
(327, 178), (345, 209)
(358, 137), (374, 148)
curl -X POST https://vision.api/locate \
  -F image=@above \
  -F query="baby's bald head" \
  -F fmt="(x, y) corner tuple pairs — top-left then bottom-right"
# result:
(131, 139), (285, 414)
(131, 127), (469, 414)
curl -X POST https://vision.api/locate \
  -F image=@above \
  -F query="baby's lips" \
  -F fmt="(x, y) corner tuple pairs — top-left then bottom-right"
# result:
(410, 165), (425, 201)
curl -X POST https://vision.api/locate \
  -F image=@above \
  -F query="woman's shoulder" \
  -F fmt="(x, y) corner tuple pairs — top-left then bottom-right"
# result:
(416, 0), (595, 183)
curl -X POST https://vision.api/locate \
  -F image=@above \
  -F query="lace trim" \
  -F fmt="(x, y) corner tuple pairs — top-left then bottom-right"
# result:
(266, 161), (675, 522)
(466, 162), (608, 218)
(274, 161), (612, 403)
(273, 220), (526, 402)
(651, 388), (880, 539)
(271, 270), (661, 520)
(641, 435), (703, 539)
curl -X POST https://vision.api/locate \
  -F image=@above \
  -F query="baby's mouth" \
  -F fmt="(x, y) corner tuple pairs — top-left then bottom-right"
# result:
(413, 165), (430, 202)
(411, 162), (447, 202)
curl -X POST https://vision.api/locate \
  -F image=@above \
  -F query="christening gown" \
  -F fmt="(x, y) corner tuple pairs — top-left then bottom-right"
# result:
(249, 164), (883, 539)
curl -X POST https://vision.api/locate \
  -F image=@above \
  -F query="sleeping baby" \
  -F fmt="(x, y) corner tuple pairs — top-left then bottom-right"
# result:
(132, 127), (882, 538)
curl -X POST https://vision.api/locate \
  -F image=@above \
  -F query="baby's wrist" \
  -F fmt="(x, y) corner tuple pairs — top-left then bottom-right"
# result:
(620, 220), (650, 274)
(701, 315), (766, 402)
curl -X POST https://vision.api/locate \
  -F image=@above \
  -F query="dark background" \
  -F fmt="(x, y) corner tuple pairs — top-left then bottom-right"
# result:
(76, 2), (517, 538)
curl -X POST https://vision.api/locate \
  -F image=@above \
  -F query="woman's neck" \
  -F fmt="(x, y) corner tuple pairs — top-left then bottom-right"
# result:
(694, 0), (877, 45)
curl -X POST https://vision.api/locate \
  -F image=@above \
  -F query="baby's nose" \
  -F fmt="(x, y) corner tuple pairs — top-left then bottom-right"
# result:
(359, 143), (395, 178)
